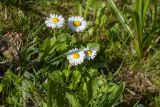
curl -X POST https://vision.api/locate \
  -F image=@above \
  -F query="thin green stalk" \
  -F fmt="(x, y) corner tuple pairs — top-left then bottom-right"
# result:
(108, 0), (134, 54)
(108, 0), (133, 38)
(47, 52), (68, 64)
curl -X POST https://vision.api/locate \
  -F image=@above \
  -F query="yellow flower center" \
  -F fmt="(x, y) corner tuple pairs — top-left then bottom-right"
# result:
(86, 50), (92, 56)
(73, 21), (81, 27)
(72, 53), (80, 59)
(52, 18), (59, 23)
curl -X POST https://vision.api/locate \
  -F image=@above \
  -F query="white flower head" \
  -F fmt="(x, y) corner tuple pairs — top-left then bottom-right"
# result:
(67, 16), (87, 32)
(45, 14), (64, 28)
(84, 48), (97, 59)
(67, 48), (85, 66)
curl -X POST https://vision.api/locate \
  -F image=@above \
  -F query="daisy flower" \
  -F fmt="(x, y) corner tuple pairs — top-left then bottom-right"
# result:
(45, 14), (64, 28)
(84, 48), (97, 59)
(67, 16), (87, 32)
(67, 48), (85, 66)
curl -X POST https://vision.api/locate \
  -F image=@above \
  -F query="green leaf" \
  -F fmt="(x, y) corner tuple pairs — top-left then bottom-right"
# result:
(39, 37), (51, 51)
(108, 0), (133, 37)
(72, 70), (81, 84)
(143, 0), (150, 22)
(108, 83), (125, 106)
(50, 37), (57, 47)
(99, 92), (109, 107)
(131, 39), (140, 56)
(22, 80), (29, 107)
(132, 11), (139, 36)
(56, 91), (65, 107)
(47, 80), (54, 107)
(84, 0), (92, 18)
(87, 43), (100, 49)
(62, 69), (70, 78)
(56, 43), (68, 51)
(88, 28), (94, 36)
(49, 71), (63, 84)
(87, 77), (98, 100)
(100, 15), (107, 27)
(115, 41), (121, 49)
(76, 4), (83, 16)
(66, 92), (81, 107)
(48, 37), (56, 54)
(57, 33), (68, 42)
(37, 66), (49, 76)
(132, 0), (150, 57)
(99, 83), (125, 107)
(71, 36), (76, 45)
(90, 0), (103, 12)
(0, 84), (3, 92)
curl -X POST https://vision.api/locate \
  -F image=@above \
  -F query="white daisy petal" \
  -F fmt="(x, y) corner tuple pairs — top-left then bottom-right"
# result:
(84, 48), (97, 59)
(45, 14), (65, 28)
(67, 16), (87, 32)
(67, 48), (85, 66)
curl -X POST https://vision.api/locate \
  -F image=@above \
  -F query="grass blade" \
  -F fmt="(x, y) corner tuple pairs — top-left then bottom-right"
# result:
(108, 0), (133, 38)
